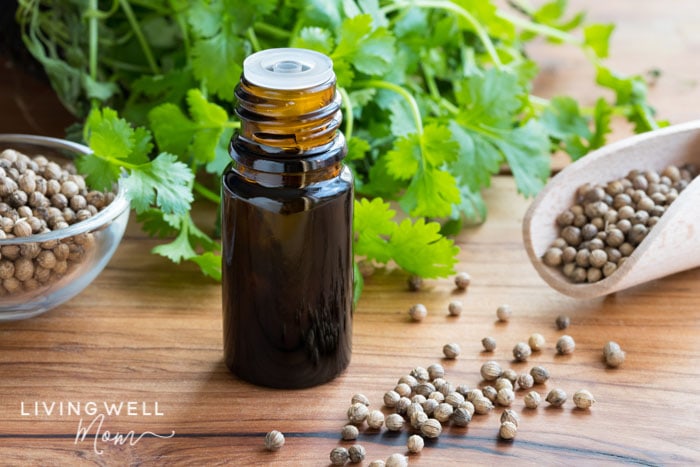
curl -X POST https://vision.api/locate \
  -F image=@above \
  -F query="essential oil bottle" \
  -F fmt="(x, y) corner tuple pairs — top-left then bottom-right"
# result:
(222, 48), (353, 389)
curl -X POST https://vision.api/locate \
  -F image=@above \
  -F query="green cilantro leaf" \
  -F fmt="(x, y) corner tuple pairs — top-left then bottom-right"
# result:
(122, 153), (194, 215)
(584, 23), (615, 58)
(353, 197), (397, 263)
(292, 27), (335, 54)
(400, 167), (461, 218)
(192, 34), (248, 101)
(385, 133), (420, 180)
(332, 14), (395, 78)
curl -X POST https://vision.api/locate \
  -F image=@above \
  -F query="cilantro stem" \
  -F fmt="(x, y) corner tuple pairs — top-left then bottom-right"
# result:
(247, 28), (262, 52)
(194, 182), (221, 204)
(168, 0), (191, 63)
(356, 80), (423, 136)
(383, 0), (503, 69)
(118, 0), (160, 74)
(88, 0), (98, 84)
(254, 22), (292, 40)
(422, 66), (440, 101)
(497, 10), (581, 45)
(338, 87), (354, 141)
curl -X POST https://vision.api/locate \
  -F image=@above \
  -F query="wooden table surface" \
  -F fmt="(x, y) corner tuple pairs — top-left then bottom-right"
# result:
(2, 1), (700, 465)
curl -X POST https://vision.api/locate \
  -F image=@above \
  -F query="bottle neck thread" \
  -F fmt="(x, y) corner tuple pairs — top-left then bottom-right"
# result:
(234, 77), (342, 154)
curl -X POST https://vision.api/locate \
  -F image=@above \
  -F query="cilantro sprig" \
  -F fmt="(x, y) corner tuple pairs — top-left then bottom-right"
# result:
(16, 0), (665, 292)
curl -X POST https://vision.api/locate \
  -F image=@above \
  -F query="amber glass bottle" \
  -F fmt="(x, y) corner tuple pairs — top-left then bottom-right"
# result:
(222, 49), (353, 388)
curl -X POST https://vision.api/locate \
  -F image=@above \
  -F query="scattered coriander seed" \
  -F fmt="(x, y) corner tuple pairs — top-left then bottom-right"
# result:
(385, 453), (408, 467)
(466, 389), (483, 402)
(452, 407), (472, 427)
(604, 341), (626, 368)
(496, 304), (512, 322)
(458, 400), (475, 417)
(433, 403), (454, 423)
(415, 381), (435, 397)
(398, 374), (419, 389)
(407, 402), (424, 419)
(410, 366), (430, 382)
(573, 389), (596, 409)
(512, 342), (532, 362)
(410, 411), (429, 430)
(428, 391), (445, 403)
(472, 397), (494, 415)
(555, 315), (571, 330)
(330, 447), (350, 466)
(348, 444), (367, 464)
(394, 383), (412, 398)
(347, 402), (369, 425)
(494, 378), (513, 392)
(480, 361), (502, 381)
(454, 271), (471, 290)
(482, 386), (497, 403)
(427, 363), (445, 380)
(530, 366), (550, 384)
(368, 461), (386, 467)
(516, 373), (534, 390)
(407, 434), (425, 454)
(448, 300), (464, 316)
(482, 336), (497, 352)
(502, 369), (518, 384)
(264, 430), (285, 451)
(556, 335), (576, 355)
(545, 388), (567, 407)
(496, 388), (515, 407)
(385, 413), (405, 432)
(341, 425), (359, 440)
(409, 303), (428, 322)
(500, 409), (520, 427)
(407, 274), (423, 291)
(499, 421), (518, 440)
(395, 397), (411, 415)
(443, 343), (461, 359)
(383, 390), (400, 408)
(366, 410), (385, 429)
(523, 391), (541, 409)
(420, 418), (443, 438)
(456, 384), (471, 397)
(351, 393), (370, 406)
(445, 391), (465, 408)
(528, 333), (546, 351)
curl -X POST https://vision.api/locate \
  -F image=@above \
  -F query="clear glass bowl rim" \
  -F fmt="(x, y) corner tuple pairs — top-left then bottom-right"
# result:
(0, 133), (129, 245)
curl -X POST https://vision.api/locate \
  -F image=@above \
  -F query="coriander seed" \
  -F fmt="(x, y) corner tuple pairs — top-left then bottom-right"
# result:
(500, 409), (520, 427)
(502, 369), (518, 385)
(407, 434), (424, 454)
(523, 391), (541, 409)
(494, 378), (513, 392)
(604, 341), (626, 367)
(341, 425), (359, 440)
(496, 304), (512, 322)
(420, 418), (442, 438)
(410, 366), (430, 382)
(482, 336), (497, 352)
(434, 402), (454, 423)
(366, 410), (385, 429)
(448, 300), (463, 316)
(454, 271), (471, 290)
(409, 303), (427, 322)
(482, 385), (497, 403)
(330, 447), (350, 466)
(499, 421), (517, 440)
(452, 407), (472, 427)
(410, 411), (429, 430)
(555, 315), (570, 330)
(422, 398), (438, 416)
(347, 402), (369, 425)
(545, 388), (567, 407)
(348, 445), (366, 464)
(427, 363), (445, 380)
(264, 430), (285, 451)
(472, 397), (494, 415)
(351, 393), (370, 406)
(528, 333), (545, 351)
(530, 366), (550, 384)
(480, 361), (502, 381)
(512, 342), (532, 362)
(385, 453), (408, 467)
(573, 389), (596, 409)
(496, 388), (515, 407)
(517, 373), (534, 390)
(385, 413), (405, 432)
(556, 335), (576, 355)
(383, 390), (400, 408)
(443, 343), (461, 359)
(445, 391), (465, 408)
(415, 381), (435, 397)
(368, 461), (386, 467)
(394, 383), (411, 398)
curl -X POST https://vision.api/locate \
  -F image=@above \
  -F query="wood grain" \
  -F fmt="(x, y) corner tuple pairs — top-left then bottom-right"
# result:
(1, 1), (700, 465)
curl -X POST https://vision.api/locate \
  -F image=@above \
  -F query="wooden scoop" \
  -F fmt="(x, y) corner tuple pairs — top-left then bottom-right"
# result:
(523, 120), (700, 299)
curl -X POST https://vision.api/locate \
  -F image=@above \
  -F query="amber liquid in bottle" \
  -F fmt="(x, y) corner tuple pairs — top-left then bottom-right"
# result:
(222, 49), (353, 388)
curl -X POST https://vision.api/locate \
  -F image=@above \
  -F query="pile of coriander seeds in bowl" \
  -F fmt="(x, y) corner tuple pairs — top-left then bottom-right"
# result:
(542, 164), (698, 284)
(0, 135), (130, 320)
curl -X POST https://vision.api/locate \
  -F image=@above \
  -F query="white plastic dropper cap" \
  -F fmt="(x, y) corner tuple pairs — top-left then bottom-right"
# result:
(242, 48), (335, 90)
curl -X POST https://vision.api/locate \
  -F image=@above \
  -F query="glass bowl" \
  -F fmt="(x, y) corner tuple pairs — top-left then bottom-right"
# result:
(0, 134), (130, 320)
